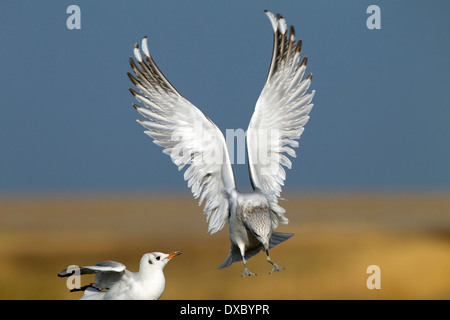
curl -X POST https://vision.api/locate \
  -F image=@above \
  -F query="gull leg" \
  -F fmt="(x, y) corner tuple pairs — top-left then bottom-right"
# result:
(241, 257), (256, 277)
(266, 250), (285, 274)
(236, 244), (256, 277)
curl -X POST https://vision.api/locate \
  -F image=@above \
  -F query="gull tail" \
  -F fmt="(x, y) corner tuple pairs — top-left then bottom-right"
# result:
(218, 232), (293, 269)
(269, 231), (294, 249)
(218, 247), (262, 270)
(217, 251), (242, 270)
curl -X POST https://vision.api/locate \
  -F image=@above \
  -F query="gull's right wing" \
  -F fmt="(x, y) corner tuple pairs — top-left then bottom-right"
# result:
(128, 37), (236, 235)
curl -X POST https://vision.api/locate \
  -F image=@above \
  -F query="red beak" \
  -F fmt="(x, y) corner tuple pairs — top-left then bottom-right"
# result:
(166, 251), (182, 260)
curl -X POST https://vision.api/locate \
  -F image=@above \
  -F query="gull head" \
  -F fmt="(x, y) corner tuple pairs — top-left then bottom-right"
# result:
(140, 251), (182, 271)
(243, 205), (273, 250)
(251, 225), (272, 251)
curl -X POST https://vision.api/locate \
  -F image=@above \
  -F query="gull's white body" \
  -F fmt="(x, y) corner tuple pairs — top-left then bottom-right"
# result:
(220, 190), (294, 275)
(227, 191), (272, 258)
(58, 251), (181, 300)
(128, 11), (315, 276)
(228, 191), (268, 258)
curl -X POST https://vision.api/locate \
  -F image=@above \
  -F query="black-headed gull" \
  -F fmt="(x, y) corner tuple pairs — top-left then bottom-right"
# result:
(58, 251), (181, 299)
(128, 11), (315, 276)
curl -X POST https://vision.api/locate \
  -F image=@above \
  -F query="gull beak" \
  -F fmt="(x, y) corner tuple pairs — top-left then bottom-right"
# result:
(166, 251), (182, 260)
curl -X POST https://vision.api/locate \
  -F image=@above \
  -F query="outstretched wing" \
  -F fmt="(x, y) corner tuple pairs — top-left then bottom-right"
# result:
(246, 11), (315, 228)
(58, 261), (126, 291)
(128, 37), (236, 234)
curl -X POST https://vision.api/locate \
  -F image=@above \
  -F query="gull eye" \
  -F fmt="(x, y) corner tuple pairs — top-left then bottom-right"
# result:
(156, 256), (161, 261)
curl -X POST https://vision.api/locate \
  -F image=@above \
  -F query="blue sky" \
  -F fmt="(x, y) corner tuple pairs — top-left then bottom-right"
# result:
(0, 1), (449, 194)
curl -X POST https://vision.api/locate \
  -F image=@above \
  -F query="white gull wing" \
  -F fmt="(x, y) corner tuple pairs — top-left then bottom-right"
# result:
(88, 261), (129, 291)
(246, 11), (315, 228)
(58, 261), (127, 291)
(128, 37), (236, 234)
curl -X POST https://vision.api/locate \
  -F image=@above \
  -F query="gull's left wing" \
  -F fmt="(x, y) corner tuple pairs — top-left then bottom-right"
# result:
(246, 11), (315, 228)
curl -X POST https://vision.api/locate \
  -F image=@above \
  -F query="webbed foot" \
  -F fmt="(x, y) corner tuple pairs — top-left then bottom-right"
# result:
(269, 263), (285, 274)
(241, 267), (257, 277)
(266, 250), (285, 274)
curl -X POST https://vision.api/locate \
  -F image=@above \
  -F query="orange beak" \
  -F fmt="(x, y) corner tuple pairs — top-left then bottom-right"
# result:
(166, 251), (182, 260)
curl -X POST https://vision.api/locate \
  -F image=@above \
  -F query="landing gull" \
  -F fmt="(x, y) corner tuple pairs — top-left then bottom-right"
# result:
(58, 251), (181, 299)
(128, 11), (315, 276)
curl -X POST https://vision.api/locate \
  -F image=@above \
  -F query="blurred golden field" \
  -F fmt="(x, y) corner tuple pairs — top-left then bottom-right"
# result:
(0, 191), (449, 300)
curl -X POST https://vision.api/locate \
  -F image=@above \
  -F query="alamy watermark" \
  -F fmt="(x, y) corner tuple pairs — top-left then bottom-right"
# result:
(64, 264), (382, 292)
(366, 265), (381, 290)
(64, 265), (82, 290)
(366, 5), (381, 30)
(167, 117), (282, 176)
(66, 5), (81, 30)
(66, 5), (381, 31)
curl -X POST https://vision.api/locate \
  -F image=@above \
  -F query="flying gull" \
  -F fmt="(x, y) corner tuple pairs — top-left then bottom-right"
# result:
(128, 11), (315, 276)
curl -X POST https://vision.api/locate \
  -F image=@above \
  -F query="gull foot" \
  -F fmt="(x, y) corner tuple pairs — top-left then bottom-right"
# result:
(241, 268), (257, 277)
(269, 263), (285, 274)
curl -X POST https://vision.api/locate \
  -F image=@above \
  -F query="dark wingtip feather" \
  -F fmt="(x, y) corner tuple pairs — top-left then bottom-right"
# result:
(70, 284), (96, 293)
(295, 40), (302, 53)
(129, 56), (138, 69)
(57, 270), (74, 278)
(300, 56), (308, 67)
(129, 87), (139, 96)
(127, 72), (139, 85)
